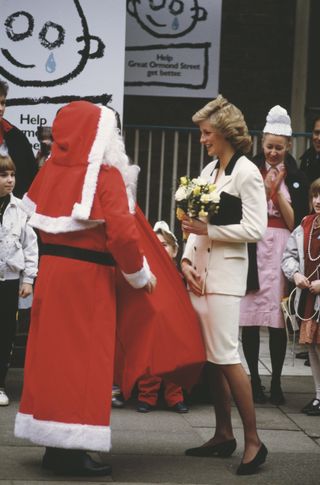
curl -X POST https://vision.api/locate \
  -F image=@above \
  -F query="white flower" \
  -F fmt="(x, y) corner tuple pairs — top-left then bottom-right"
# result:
(200, 192), (220, 204)
(175, 186), (189, 201)
(192, 177), (207, 186)
(210, 192), (220, 204)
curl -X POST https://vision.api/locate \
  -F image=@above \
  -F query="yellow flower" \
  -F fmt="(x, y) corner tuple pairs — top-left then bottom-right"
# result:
(199, 209), (208, 217)
(176, 207), (186, 221)
(200, 193), (210, 204)
(193, 186), (201, 196)
(180, 176), (189, 185)
(208, 184), (216, 192)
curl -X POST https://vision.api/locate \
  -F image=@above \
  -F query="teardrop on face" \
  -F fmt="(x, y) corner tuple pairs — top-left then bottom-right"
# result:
(172, 17), (179, 30)
(46, 53), (56, 73)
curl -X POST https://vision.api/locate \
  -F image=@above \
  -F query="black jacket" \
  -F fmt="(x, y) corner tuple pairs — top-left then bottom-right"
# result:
(4, 121), (38, 198)
(300, 146), (320, 184)
(253, 152), (310, 228)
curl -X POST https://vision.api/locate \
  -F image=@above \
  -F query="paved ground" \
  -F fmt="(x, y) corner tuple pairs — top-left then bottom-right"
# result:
(1, 329), (320, 485)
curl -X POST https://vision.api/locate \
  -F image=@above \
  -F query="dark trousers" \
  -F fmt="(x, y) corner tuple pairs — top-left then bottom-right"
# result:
(0, 279), (19, 387)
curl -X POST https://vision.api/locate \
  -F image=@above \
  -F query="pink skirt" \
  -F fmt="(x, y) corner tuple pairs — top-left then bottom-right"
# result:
(240, 227), (290, 329)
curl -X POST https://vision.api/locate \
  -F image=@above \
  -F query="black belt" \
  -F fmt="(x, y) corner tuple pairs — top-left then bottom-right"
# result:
(41, 243), (115, 266)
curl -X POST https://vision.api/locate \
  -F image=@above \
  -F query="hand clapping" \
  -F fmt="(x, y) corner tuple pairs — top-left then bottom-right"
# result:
(264, 166), (285, 200)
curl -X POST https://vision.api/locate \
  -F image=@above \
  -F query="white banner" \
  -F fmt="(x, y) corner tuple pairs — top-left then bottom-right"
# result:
(125, 0), (222, 98)
(0, 0), (127, 151)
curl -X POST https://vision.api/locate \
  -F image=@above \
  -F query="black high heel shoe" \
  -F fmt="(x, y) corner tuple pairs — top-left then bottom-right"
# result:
(251, 382), (268, 404)
(185, 438), (237, 457)
(270, 384), (285, 405)
(236, 443), (268, 475)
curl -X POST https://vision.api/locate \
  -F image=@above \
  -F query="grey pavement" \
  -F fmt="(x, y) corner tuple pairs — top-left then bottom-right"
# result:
(1, 328), (320, 485)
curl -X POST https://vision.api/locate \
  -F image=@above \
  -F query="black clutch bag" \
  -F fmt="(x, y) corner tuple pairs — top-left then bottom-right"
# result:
(209, 191), (242, 226)
(209, 191), (259, 293)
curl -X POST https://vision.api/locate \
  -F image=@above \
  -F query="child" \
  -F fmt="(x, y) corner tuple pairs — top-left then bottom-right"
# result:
(0, 155), (38, 406)
(282, 177), (320, 416)
(136, 221), (189, 413)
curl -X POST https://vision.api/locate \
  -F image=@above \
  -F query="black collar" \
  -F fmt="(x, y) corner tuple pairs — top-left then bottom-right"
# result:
(211, 151), (243, 176)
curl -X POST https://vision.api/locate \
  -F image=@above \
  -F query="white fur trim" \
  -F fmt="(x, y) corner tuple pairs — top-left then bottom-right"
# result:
(122, 257), (152, 288)
(28, 212), (103, 233)
(21, 194), (36, 216)
(72, 107), (113, 220)
(125, 164), (140, 214)
(15, 412), (111, 452)
(71, 106), (139, 219)
(101, 109), (139, 214)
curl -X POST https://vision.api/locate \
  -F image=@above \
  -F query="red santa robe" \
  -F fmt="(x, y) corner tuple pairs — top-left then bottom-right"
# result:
(14, 102), (152, 452)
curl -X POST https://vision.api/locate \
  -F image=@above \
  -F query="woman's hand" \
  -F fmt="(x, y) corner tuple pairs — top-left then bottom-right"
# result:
(264, 166), (285, 200)
(182, 217), (208, 236)
(273, 166), (286, 194)
(181, 260), (203, 296)
(293, 272), (310, 289)
(19, 283), (33, 298)
(309, 279), (320, 294)
(265, 166), (294, 231)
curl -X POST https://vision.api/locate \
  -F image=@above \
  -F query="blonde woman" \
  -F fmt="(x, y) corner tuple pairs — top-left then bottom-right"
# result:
(240, 106), (309, 405)
(181, 95), (268, 475)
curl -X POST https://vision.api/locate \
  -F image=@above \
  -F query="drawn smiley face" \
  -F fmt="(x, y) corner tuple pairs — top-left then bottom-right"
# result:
(0, 0), (104, 87)
(127, 0), (207, 38)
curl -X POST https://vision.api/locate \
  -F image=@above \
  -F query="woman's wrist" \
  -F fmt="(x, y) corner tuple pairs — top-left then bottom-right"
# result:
(181, 259), (191, 272)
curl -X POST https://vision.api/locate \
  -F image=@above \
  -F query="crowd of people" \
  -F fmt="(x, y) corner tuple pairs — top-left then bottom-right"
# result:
(1, 75), (320, 477)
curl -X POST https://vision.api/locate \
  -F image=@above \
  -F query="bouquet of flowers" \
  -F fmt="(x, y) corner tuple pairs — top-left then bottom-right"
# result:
(175, 176), (220, 238)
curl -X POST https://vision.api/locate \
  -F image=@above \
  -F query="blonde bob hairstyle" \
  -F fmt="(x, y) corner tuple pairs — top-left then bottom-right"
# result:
(192, 95), (252, 154)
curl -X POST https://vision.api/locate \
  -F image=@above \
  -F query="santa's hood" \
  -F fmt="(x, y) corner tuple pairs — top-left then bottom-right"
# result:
(22, 100), (139, 234)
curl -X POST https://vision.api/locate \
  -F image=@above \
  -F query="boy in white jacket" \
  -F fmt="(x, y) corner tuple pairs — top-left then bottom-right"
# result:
(0, 155), (38, 406)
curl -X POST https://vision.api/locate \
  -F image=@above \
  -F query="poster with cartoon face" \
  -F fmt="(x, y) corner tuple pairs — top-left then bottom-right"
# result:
(0, 0), (126, 151)
(125, 0), (222, 97)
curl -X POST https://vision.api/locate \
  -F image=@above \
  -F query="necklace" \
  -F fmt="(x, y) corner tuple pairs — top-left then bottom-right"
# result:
(307, 216), (320, 262)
